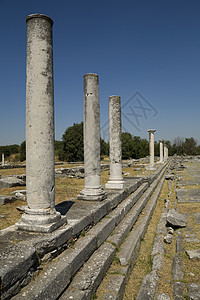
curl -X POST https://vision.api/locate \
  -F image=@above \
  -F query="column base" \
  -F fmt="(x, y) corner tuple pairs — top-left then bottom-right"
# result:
(105, 180), (125, 190)
(146, 165), (157, 171)
(16, 207), (67, 233)
(77, 187), (107, 201)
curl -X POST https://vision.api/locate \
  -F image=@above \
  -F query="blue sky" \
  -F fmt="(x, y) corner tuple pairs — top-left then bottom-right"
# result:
(1, 0), (200, 145)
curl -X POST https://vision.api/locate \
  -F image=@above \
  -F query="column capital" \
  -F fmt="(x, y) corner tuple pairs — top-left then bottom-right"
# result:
(26, 14), (53, 26)
(147, 129), (156, 133)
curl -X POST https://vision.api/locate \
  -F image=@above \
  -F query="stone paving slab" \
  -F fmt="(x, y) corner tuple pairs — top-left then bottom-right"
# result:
(176, 188), (200, 202)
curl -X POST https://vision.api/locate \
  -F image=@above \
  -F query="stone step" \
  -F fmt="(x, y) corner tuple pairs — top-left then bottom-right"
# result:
(1, 165), (166, 300)
(95, 173), (166, 300)
(57, 167), (166, 299)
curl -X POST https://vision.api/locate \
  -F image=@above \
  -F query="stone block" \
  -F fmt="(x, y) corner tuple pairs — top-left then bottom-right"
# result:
(0, 177), (26, 188)
(186, 249), (200, 259)
(167, 208), (187, 228)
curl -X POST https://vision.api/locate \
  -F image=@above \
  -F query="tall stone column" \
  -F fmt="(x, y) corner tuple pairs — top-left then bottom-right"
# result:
(164, 145), (168, 161)
(146, 129), (156, 170)
(2, 153), (4, 167)
(159, 140), (164, 163)
(17, 14), (67, 232)
(78, 73), (106, 201)
(105, 96), (125, 189)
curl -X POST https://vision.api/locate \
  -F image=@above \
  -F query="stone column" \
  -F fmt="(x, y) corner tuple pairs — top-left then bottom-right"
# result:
(159, 140), (164, 163)
(164, 145), (168, 161)
(2, 153), (4, 167)
(105, 96), (125, 189)
(17, 14), (67, 232)
(78, 73), (106, 201)
(146, 129), (156, 170)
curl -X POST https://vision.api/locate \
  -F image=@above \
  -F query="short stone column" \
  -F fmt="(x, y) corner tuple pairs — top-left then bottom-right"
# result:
(146, 129), (156, 170)
(17, 14), (67, 232)
(105, 96), (125, 189)
(78, 73), (106, 201)
(1, 153), (4, 167)
(164, 145), (168, 161)
(159, 140), (164, 163)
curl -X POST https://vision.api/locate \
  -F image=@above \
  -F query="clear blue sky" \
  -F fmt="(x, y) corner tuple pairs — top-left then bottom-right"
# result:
(1, 0), (200, 146)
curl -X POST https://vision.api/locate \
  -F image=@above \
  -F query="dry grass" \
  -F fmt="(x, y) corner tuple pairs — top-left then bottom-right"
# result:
(0, 167), (26, 177)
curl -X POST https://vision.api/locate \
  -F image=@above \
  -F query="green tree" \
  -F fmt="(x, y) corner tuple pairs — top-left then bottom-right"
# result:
(121, 132), (134, 159)
(61, 122), (84, 162)
(100, 138), (109, 156)
(183, 137), (197, 155)
(60, 122), (109, 162)
(20, 141), (26, 162)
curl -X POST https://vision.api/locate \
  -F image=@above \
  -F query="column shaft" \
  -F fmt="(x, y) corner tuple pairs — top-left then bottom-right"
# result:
(2, 154), (4, 167)
(159, 140), (164, 163)
(146, 129), (156, 170)
(78, 73), (106, 201)
(17, 14), (67, 232)
(105, 96), (125, 189)
(164, 145), (168, 161)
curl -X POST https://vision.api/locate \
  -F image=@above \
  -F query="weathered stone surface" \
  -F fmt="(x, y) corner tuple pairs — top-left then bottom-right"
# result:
(151, 235), (165, 256)
(173, 281), (185, 299)
(186, 249), (200, 259)
(67, 242), (116, 297)
(152, 254), (163, 271)
(136, 270), (158, 300)
(187, 283), (200, 300)
(167, 208), (187, 228)
(156, 293), (170, 300)
(12, 235), (97, 300)
(176, 231), (184, 252)
(99, 274), (126, 300)
(59, 290), (87, 300)
(0, 177), (26, 188)
(0, 243), (37, 293)
(156, 212), (167, 235)
(172, 254), (184, 280)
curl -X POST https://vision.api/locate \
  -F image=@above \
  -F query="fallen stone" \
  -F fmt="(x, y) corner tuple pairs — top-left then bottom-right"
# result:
(123, 172), (130, 176)
(164, 234), (173, 244)
(136, 270), (158, 300)
(167, 227), (174, 235)
(0, 195), (16, 205)
(0, 177), (26, 188)
(14, 192), (26, 201)
(172, 254), (184, 280)
(156, 293), (170, 300)
(0, 214), (6, 218)
(134, 168), (142, 171)
(173, 281), (185, 299)
(167, 208), (187, 228)
(186, 249), (200, 260)
(165, 174), (175, 180)
(187, 283), (200, 300)
(16, 206), (26, 212)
